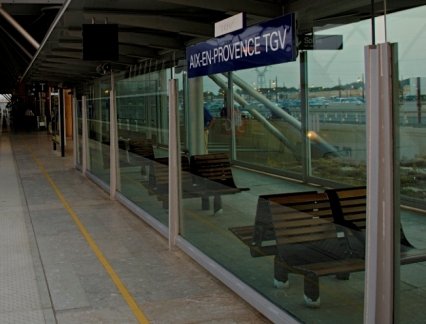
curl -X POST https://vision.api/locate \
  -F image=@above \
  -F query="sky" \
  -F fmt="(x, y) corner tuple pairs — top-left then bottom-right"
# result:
(203, 5), (426, 92)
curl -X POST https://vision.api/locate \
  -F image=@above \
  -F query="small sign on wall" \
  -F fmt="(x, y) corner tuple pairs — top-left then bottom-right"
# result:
(214, 12), (245, 37)
(298, 34), (343, 50)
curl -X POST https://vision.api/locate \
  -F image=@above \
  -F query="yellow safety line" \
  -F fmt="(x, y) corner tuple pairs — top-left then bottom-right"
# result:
(32, 154), (150, 324)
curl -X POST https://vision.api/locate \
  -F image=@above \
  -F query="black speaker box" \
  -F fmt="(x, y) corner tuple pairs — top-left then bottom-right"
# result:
(82, 24), (119, 61)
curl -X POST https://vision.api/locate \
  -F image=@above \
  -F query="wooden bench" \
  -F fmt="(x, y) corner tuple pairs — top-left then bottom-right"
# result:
(190, 153), (249, 214)
(230, 187), (426, 307)
(230, 191), (317, 257)
(128, 138), (154, 158)
(127, 138), (155, 175)
(146, 155), (199, 208)
(325, 186), (426, 264)
(269, 192), (365, 307)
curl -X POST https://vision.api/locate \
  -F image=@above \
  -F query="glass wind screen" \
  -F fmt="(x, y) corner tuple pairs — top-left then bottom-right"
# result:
(386, 5), (426, 323)
(76, 99), (83, 168)
(87, 83), (110, 185)
(307, 24), (367, 186)
(180, 68), (365, 322)
(116, 70), (170, 227)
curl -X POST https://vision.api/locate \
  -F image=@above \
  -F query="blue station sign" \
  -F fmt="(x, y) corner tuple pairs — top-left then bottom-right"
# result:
(186, 13), (297, 78)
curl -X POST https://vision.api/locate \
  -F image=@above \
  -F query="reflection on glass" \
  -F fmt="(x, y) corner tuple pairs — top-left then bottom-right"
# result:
(203, 74), (230, 153)
(179, 17), (375, 323)
(180, 68), (368, 322)
(116, 71), (170, 226)
(76, 99), (83, 168)
(307, 23), (367, 186)
(386, 5), (426, 323)
(87, 84), (110, 184)
(232, 64), (303, 175)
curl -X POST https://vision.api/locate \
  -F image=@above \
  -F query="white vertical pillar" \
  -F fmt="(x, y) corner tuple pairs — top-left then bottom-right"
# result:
(72, 94), (78, 168)
(228, 72), (237, 160)
(300, 51), (311, 181)
(168, 79), (180, 249)
(109, 71), (118, 199)
(159, 69), (169, 146)
(59, 89), (65, 157)
(364, 42), (396, 324)
(82, 95), (88, 175)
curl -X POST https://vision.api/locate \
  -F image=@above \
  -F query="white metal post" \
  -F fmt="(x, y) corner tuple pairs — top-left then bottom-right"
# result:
(0, 5), (40, 49)
(228, 72), (237, 160)
(82, 95), (88, 175)
(109, 71), (118, 199)
(300, 51), (311, 180)
(72, 93), (78, 168)
(168, 79), (180, 249)
(364, 42), (396, 324)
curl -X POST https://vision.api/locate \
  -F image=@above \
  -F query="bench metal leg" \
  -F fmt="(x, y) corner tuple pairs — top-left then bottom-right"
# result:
(201, 196), (210, 210)
(162, 198), (168, 209)
(304, 273), (320, 307)
(273, 256), (289, 288)
(213, 194), (222, 214)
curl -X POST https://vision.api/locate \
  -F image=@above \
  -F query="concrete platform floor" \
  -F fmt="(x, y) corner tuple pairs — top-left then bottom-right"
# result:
(0, 132), (269, 324)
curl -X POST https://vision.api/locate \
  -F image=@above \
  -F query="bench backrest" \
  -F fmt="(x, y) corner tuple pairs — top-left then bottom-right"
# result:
(190, 153), (237, 188)
(270, 192), (336, 244)
(269, 192), (348, 264)
(326, 186), (367, 231)
(326, 186), (415, 249)
(129, 138), (155, 159)
(252, 191), (317, 247)
(149, 156), (191, 189)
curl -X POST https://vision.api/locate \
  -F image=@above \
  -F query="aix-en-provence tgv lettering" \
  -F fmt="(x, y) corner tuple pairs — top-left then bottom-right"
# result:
(189, 29), (288, 69)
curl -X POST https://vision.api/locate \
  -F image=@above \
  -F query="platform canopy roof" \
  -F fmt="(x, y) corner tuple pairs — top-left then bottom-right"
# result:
(0, 0), (425, 93)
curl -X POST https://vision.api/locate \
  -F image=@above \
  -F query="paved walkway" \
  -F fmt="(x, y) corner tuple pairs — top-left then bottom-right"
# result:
(0, 132), (269, 324)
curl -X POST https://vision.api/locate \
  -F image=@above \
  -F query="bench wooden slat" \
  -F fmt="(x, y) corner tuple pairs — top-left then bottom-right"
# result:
(273, 209), (332, 217)
(335, 188), (366, 199)
(229, 225), (254, 244)
(278, 233), (339, 245)
(339, 197), (366, 204)
(340, 204), (365, 211)
(326, 186), (426, 268)
(270, 193), (328, 205)
(294, 258), (365, 276)
(275, 224), (338, 240)
(273, 217), (334, 229)
(270, 202), (333, 211)
(344, 214), (366, 221)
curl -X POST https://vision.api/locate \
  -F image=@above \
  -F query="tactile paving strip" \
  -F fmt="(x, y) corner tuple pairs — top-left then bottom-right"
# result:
(0, 136), (46, 323)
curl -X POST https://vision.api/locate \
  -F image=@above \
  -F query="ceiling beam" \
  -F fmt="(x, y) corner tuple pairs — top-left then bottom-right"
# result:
(158, 0), (282, 18)
(81, 11), (213, 37)
(118, 44), (158, 59)
(64, 29), (185, 49)
(45, 49), (82, 59)
(120, 32), (184, 50)
(0, 0), (65, 4)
